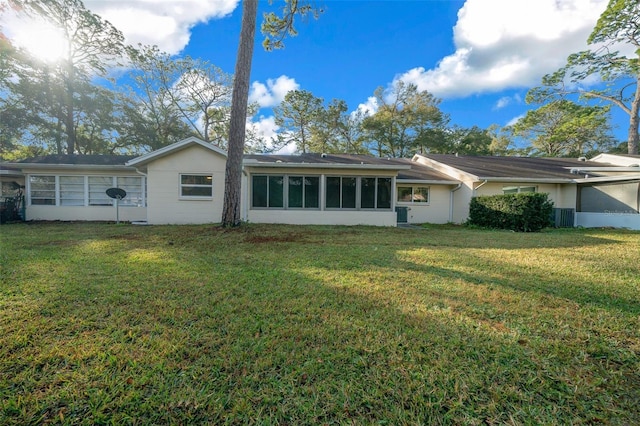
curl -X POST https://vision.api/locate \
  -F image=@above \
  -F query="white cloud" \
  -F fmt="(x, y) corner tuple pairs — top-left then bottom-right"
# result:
(248, 76), (300, 108)
(84, 0), (239, 54)
(506, 114), (525, 127)
(354, 96), (379, 117)
(396, 0), (608, 98)
(494, 93), (522, 110)
(248, 115), (279, 141)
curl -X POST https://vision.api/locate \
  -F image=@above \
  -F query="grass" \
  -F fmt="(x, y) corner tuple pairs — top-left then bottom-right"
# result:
(0, 222), (639, 425)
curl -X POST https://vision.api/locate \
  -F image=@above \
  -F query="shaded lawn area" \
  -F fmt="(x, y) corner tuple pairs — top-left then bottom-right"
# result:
(0, 223), (639, 424)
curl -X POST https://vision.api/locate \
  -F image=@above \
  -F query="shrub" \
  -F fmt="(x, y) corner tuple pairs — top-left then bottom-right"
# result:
(468, 192), (554, 232)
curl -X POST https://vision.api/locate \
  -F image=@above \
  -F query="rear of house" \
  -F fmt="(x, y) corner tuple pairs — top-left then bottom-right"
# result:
(2, 138), (638, 229)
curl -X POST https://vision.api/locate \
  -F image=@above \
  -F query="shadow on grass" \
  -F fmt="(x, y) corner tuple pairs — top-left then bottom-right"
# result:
(1, 223), (639, 424)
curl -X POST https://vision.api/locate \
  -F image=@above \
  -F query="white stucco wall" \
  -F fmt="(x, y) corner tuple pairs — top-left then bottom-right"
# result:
(26, 205), (146, 222)
(475, 182), (577, 209)
(397, 185), (453, 224)
(248, 210), (397, 226)
(145, 145), (226, 225)
(576, 212), (640, 230)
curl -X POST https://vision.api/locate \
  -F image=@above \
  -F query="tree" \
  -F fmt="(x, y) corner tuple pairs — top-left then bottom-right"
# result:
(8, 0), (125, 154)
(273, 89), (323, 153)
(527, 0), (640, 154)
(511, 100), (615, 157)
(121, 45), (219, 151)
(430, 126), (494, 156)
(362, 81), (448, 157)
(222, 0), (322, 227)
(309, 99), (369, 154)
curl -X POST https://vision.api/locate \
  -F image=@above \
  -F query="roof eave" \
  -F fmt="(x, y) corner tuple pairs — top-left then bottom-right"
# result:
(397, 178), (460, 185)
(242, 162), (411, 171)
(476, 177), (575, 183)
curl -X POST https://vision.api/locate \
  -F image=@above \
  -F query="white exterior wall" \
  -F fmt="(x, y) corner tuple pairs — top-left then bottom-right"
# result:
(576, 212), (640, 230)
(397, 185), (453, 224)
(249, 210), (397, 226)
(475, 182), (577, 209)
(26, 205), (146, 222)
(145, 145), (226, 224)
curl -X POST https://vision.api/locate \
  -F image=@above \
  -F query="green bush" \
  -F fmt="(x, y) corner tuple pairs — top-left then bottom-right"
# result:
(468, 192), (554, 232)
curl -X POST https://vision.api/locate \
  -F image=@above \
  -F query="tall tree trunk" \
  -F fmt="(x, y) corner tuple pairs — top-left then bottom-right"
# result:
(64, 62), (76, 154)
(221, 0), (257, 227)
(628, 77), (640, 155)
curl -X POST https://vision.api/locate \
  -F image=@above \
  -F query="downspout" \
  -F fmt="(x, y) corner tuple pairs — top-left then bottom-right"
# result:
(242, 169), (249, 222)
(133, 167), (148, 223)
(449, 183), (462, 223)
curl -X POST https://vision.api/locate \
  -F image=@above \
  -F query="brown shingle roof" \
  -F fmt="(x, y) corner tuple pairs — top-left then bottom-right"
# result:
(423, 154), (609, 179)
(18, 154), (137, 166)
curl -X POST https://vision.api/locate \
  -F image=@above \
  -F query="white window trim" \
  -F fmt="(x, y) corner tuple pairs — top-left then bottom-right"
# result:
(27, 174), (146, 207)
(397, 185), (430, 205)
(179, 173), (213, 200)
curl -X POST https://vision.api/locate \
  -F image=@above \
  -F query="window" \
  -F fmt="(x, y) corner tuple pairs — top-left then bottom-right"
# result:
(361, 177), (392, 209)
(117, 176), (144, 206)
(326, 176), (356, 209)
(60, 176), (85, 206)
(288, 176), (320, 209)
(252, 175), (283, 208)
(253, 175), (319, 209)
(397, 186), (429, 203)
(29, 176), (55, 205)
(326, 176), (392, 210)
(27, 175), (145, 207)
(503, 186), (536, 194)
(89, 176), (114, 206)
(180, 174), (212, 198)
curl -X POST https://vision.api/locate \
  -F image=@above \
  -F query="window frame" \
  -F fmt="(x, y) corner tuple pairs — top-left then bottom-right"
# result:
(179, 173), (213, 199)
(251, 174), (321, 210)
(28, 175), (56, 206)
(325, 175), (394, 211)
(397, 185), (430, 204)
(502, 185), (537, 194)
(27, 174), (145, 207)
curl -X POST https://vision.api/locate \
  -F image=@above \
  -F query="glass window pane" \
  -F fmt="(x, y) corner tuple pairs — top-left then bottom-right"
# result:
(397, 187), (412, 202)
(503, 186), (518, 194)
(304, 177), (319, 208)
(413, 187), (429, 203)
(118, 176), (143, 206)
(181, 175), (211, 185)
(29, 176), (55, 205)
(268, 176), (284, 208)
(377, 178), (392, 209)
(520, 186), (536, 193)
(326, 177), (341, 208)
(361, 178), (376, 209)
(342, 177), (356, 209)
(89, 176), (113, 206)
(288, 176), (303, 208)
(252, 175), (267, 207)
(182, 186), (212, 197)
(60, 176), (85, 206)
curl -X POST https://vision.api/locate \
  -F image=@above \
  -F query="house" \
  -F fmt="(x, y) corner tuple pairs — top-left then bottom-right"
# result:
(1, 137), (639, 229)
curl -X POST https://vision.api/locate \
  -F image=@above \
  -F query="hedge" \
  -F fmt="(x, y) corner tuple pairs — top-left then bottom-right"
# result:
(468, 192), (554, 232)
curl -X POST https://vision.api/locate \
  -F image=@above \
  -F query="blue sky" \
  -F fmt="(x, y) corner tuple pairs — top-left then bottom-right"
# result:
(5, 0), (622, 152)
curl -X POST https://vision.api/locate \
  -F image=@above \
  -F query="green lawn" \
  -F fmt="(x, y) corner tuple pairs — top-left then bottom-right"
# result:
(1, 223), (639, 425)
